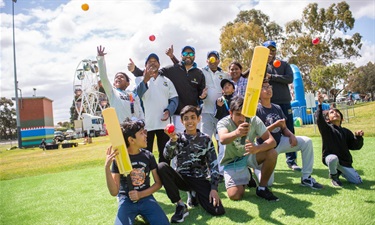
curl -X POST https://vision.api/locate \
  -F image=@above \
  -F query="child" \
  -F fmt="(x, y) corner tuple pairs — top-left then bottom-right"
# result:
(105, 119), (169, 225)
(317, 93), (364, 187)
(215, 79), (236, 121)
(217, 95), (279, 201)
(214, 78), (236, 174)
(158, 105), (225, 223)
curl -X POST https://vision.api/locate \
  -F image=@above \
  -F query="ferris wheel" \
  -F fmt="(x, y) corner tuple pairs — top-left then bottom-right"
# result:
(73, 59), (108, 119)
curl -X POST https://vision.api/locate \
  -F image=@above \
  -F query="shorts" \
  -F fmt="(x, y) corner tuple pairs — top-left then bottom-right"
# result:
(223, 154), (261, 189)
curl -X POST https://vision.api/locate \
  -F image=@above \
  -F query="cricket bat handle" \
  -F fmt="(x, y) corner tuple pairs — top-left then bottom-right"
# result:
(240, 117), (250, 145)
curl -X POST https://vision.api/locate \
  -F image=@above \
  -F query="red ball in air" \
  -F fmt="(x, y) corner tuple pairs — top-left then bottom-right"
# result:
(273, 60), (281, 68)
(312, 37), (320, 45)
(149, 35), (156, 42)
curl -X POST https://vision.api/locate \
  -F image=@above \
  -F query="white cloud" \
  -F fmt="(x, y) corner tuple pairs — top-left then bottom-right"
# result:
(0, 0), (374, 123)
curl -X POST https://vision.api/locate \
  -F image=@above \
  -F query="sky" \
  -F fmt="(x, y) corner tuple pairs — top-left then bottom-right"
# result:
(1, 0), (374, 124)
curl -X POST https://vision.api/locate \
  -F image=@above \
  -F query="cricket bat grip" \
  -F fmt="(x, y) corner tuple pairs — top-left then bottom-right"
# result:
(240, 117), (250, 145)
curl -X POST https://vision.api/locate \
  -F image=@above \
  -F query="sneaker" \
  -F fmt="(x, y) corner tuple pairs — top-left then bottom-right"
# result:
(301, 176), (323, 189)
(287, 161), (302, 171)
(186, 191), (198, 208)
(330, 173), (343, 187)
(247, 168), (257, 188)
(256, 187), (279, 201)
(171, 204), (189, 223)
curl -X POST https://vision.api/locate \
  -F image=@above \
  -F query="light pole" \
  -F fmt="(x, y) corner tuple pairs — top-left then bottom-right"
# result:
(33, 88), (36, 97)
(12, 0), (21, 148)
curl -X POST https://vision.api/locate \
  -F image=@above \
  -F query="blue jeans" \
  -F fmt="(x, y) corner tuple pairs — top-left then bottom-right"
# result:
(115, 194), (169, 225)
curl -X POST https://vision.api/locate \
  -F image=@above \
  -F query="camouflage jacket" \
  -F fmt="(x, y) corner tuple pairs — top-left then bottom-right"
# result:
(164, 130), (220, 190)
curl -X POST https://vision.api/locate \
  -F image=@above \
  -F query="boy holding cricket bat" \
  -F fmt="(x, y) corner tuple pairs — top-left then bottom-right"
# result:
(105, 119), (169, 225)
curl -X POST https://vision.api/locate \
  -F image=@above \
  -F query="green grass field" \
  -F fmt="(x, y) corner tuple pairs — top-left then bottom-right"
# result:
(1, 102), (374, 225)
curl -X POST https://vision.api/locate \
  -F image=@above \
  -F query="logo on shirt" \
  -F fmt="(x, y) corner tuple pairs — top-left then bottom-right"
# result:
(163, 81), (168, 87)
(130, 168), (145, 186)
(219, 75), (223, 79)
(191, 78), (198, 84)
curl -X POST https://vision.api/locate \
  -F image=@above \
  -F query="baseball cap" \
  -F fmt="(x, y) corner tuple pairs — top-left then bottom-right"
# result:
(207, 50), (220, 59)
(220, 79), (235, 89)
(181, 46), (195, 53)
(145, 53), (160, 65)
(262, 40), (277, 48)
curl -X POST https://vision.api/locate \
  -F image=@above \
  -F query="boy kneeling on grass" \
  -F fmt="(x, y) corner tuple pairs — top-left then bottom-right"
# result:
(317, 93), (364, 187)
(105, 119), (169, 225)
(158, 105), (225, 223)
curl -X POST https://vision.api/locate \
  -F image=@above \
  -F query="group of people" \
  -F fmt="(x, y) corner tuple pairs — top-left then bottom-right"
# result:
(100, 41), (365, 225)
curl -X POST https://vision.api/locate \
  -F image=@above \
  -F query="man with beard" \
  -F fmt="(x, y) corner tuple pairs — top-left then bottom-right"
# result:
(129, 46), (207, 133)
(135, 53), (179, 165)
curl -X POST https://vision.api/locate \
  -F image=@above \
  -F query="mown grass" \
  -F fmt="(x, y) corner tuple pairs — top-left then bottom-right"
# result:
(0, 101), (374, 224)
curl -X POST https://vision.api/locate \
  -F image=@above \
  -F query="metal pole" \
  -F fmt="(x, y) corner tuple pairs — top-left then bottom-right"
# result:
(12, 0), (21, 148)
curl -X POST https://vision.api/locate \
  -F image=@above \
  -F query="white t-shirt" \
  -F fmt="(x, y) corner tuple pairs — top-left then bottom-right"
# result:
(201, 67), (230, 114)
(97, 56), (144, 123)
(142, 75), (178, 131)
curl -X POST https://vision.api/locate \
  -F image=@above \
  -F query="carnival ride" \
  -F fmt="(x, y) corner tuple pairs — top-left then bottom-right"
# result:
(73, 59), (108, 119)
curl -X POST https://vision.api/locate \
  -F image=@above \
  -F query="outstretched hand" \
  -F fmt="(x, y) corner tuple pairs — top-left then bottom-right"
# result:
(317, 92), (324, 105)
(128, 58), (135, 72)
(97, 45), (107, 56)
(354, 130), (364, 136)
(165, 45), (174, 58)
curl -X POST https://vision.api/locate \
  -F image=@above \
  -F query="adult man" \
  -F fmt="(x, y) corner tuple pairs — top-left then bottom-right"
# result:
(97, 46), (144, 123)
(135, 53), (179, 164)
(255, 82), (323, 189)
(263, 40), (301, 171)
(129, 45), (207, 133)
(200, 51), (231, 138)
(163, 47), (230, 137)
(217, 96), (279, 201)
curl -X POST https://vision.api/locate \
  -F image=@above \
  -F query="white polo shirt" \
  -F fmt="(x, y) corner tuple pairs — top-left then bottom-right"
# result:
(142, 75), (178, 131)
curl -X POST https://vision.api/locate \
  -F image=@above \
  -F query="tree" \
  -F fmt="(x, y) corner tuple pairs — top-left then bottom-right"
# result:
(310, 62), (355, 102)
(281, 1), (362, 90)
(219, 9), (282, 70)
(0, 97), (16, 140)
(346, 61), (375, 99)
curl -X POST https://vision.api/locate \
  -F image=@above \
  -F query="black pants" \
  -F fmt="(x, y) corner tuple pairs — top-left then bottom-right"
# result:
(146, 129), (170, 164)
(157, 162), (225, 216)
(278, 103), (297, 162)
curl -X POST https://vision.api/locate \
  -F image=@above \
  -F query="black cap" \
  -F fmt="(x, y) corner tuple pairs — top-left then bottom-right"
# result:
(181, 46), (195, 53)
(220, 79), (235, 89)
(207, 50), (220, 59)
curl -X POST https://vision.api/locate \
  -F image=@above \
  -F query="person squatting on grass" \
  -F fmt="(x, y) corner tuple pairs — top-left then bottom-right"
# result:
(104, 119), (169, 225)
(254, 82), (323, 190)
(217, 95), (279, 202)
(317, 93), (364, 187)
(158, 105), (225, 223)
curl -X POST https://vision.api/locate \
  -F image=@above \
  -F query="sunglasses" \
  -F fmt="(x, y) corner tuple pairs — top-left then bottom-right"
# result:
(262, 85), (273, 90)
(269, 48), (276, 52)
(182, 52), (195, 57)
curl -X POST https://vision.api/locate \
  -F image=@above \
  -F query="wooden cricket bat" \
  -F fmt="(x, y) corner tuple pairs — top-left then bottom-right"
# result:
(241, 46), (270, 144)
(102, 108), (134, 190)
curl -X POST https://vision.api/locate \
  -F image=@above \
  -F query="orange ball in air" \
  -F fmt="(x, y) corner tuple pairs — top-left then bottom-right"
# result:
(273, 60), (281, 68)
(81, 3), (89, 11)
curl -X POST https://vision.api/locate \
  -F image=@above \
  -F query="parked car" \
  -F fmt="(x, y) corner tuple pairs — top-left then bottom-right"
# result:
(65, 129), (77, 140)
(54, 131), (65, 142)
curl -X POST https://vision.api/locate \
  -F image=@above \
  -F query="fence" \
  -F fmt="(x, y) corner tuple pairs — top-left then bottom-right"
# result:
(292, 102), (355, 128)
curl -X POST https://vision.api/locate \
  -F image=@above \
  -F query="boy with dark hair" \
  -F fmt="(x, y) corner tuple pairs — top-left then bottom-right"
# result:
(158, 105), (225, 223)
(255, 82), (323, 189)
(217, 95), (279, 201)
(105, 119), (169, 225)
(317, 93), (364, 187)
